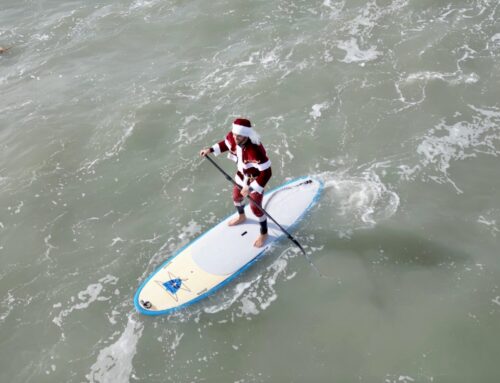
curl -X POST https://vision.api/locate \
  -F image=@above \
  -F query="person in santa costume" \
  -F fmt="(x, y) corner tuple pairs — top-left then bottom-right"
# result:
(200, 118), (272, 248)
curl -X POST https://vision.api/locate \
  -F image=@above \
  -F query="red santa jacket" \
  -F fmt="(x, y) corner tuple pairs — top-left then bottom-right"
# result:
(211, 131), (272, 193)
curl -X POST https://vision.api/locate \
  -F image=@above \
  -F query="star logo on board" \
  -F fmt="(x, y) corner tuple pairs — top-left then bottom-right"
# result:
(164, 278), (182, 294)
(156, 272), (191, 302)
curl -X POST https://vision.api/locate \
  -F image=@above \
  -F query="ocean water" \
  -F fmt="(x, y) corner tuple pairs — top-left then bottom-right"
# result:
(1, 0), (499, 382)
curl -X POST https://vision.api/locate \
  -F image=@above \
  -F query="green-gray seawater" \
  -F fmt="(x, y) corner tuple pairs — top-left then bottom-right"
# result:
(1, 1), (499, 382)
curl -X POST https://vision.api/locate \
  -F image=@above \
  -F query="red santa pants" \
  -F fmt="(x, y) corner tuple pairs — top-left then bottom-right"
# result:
(232, 185), (265, 222)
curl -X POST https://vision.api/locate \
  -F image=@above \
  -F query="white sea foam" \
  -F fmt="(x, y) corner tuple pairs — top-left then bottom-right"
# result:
(398, 376), (415, 383)
(177, 220), (202, 240)
(415, 105), (500, 192)
(342, 0), (408, 38)
(129, 0), (160, 11)
(0, 291), (15, 323)
(203, 278), (257, 315)
(203, 248), (294, 319)
(79, 104), (144, 172)
(322, 0), (345, 18)
(337, 38), (380, 64)
(0, 175), (7, 187)
(317, 169), (400, 231)
(260, 49), (279, 68)
(478, 216), (497, 228)
(104, 122), (136, 159)
(477, 212), (500, 236)
(168, 331), (185, 353)
(174, 117), (211, 145)
(110, 237), (125, 247)
(344, 2), (377, 36)
(309, 102), (329, 120)
(43, 234), (57, 260)
(79, 122), (135, 171)
(406, 71), (479, 85)
(71, 216), (100, 242)
(383, 374), (419, 383)
(86, 315), (144, 383)
(52, 275), (119, 327)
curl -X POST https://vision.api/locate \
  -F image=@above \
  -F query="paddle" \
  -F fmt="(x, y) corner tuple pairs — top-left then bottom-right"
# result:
(203, 154), (327, 278)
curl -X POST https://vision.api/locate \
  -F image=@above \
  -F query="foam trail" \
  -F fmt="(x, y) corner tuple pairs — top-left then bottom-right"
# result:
(316, 170), (400, 232)
(202, 248), (296, 319)
(86, 314), (144, 383)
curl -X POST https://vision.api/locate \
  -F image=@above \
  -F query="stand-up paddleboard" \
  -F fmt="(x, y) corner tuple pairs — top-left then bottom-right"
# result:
(134, 176), (323, 316)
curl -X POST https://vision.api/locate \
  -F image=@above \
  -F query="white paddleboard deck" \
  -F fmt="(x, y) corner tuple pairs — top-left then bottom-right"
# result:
(134, 177), (323, 316)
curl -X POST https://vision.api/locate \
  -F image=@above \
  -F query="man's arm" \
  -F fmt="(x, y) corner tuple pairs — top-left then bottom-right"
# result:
(200, 132), (233, 157)
(249, 145), (272, 194)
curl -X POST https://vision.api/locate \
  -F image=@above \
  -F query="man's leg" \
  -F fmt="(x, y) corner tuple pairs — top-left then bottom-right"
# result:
(249, 191), (268, 247)
(228, 184), (246, 226)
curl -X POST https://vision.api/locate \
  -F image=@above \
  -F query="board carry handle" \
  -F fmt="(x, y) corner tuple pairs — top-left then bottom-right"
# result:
(203, 154), (327, 278)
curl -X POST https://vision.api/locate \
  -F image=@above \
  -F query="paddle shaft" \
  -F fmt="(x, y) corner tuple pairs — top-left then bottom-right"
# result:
(204, 154), (306, 255)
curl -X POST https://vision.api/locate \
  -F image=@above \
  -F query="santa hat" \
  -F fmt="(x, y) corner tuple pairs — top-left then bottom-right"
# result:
(232, 118), (260, 144)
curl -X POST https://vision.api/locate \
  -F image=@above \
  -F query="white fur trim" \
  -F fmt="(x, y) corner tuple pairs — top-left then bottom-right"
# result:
(250, 180), (264, 194)
(232, 124), (253, 137)
(256, 215), (267, 222)
(236, 145), (244, 173)
(254, 159), (271, 171)
(237, 160), (271, 172)
(234, 174), (246, 188)
(249, 131), (261, 145)
(227, 152), (237, 162)
(211, 143), (221, 156)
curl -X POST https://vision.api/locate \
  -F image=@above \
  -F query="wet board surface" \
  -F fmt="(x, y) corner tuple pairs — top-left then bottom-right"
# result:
(134, 177), (323, 316)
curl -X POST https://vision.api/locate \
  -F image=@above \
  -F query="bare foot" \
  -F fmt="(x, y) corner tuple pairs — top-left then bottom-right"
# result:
(253, 233), (268, 248)
(0, 47), (11, 54)
(228, 214), (246, 226)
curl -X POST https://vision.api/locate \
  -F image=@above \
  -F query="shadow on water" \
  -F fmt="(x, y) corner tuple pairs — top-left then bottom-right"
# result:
(310, 224), (471, 310)
(313, 223), (470, 269)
